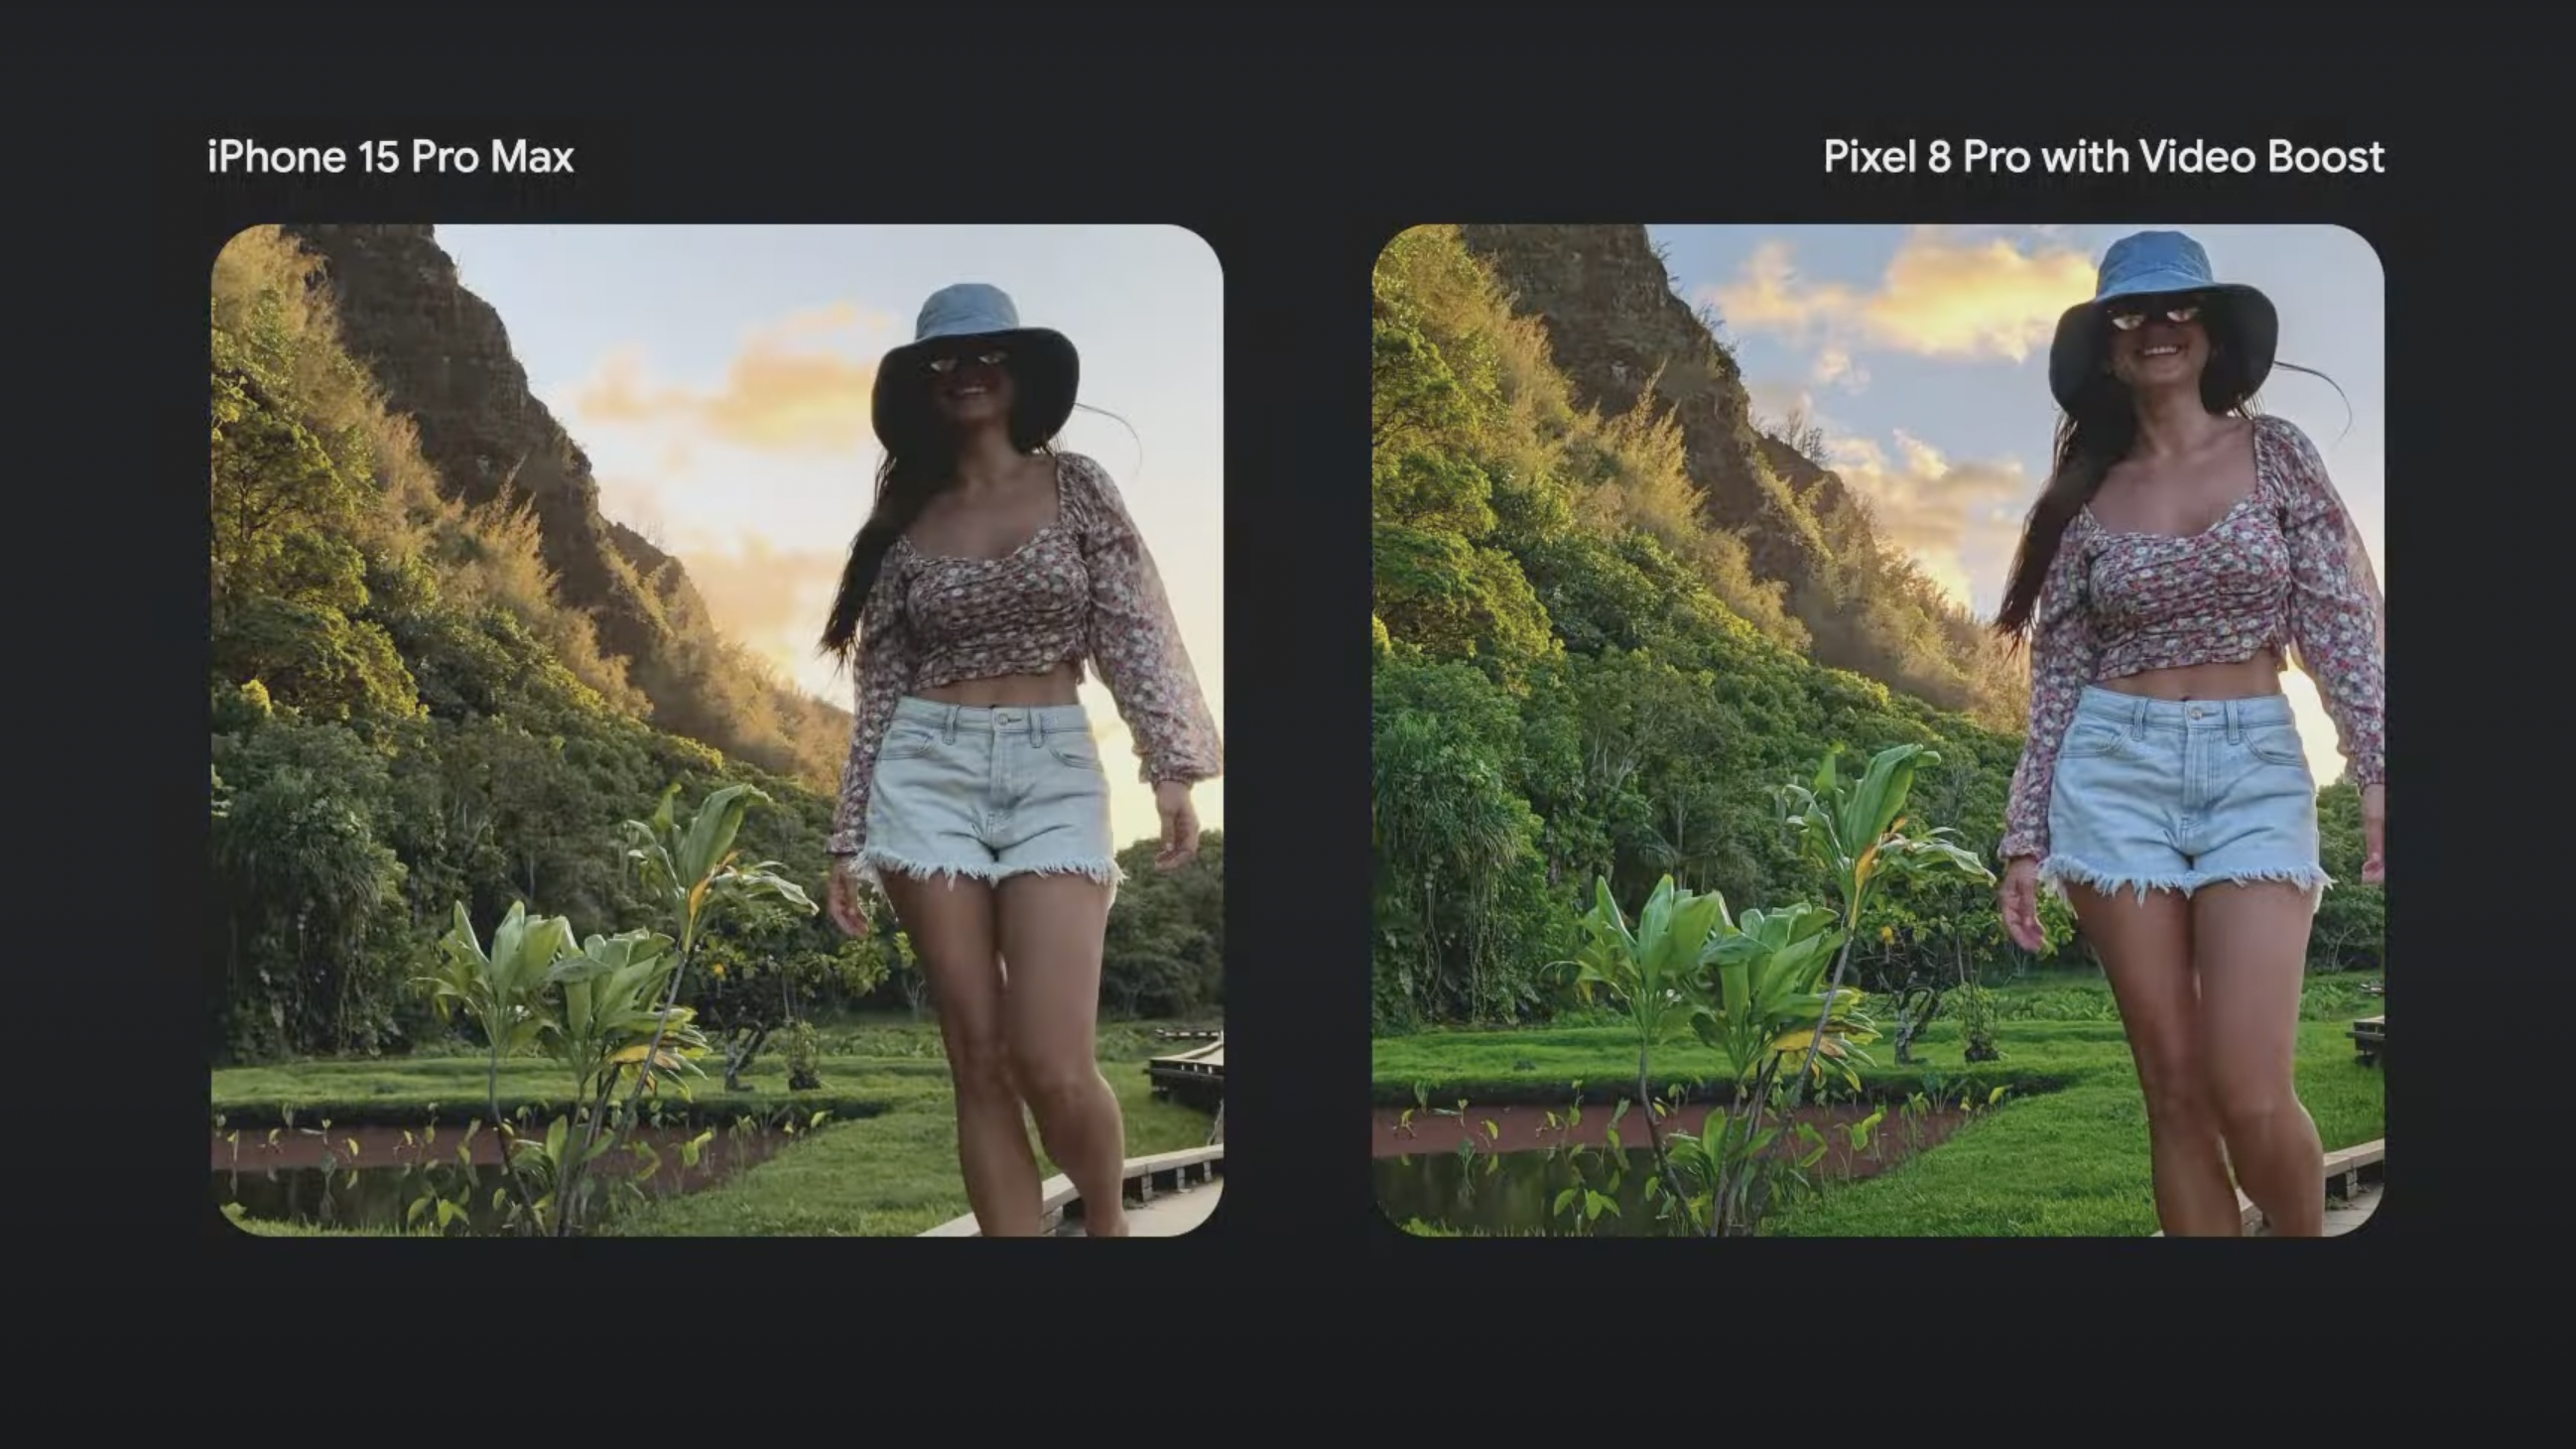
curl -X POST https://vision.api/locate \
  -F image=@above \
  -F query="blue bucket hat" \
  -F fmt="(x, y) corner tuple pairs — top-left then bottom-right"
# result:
(2047, 230), (2276, 410)
(873, 282), (1080, 446)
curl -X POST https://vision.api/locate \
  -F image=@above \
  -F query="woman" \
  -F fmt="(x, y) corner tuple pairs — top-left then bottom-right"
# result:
(819, 282), (1222, 1238)
(1993, 230), (2384, 1238)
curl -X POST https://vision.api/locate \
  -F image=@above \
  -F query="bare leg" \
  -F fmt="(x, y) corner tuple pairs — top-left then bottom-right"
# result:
(2071, 883), (2243, 1237)
(884, 873), (1042, 1237)
(2193, 882), (2326, 1237)
(994, 872), (1126, 1236)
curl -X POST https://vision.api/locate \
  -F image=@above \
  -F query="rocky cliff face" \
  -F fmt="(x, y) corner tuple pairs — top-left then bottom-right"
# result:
(1453, 224), (2028, 724)
(1457, 224), (1852, 592)
(1752, 433), (1851, 521)
(278, 224), (703, 678)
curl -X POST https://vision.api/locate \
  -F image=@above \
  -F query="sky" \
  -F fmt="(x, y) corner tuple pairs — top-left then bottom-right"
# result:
(1647, 223), (2385, 782)
(433, 224), (1225, 845)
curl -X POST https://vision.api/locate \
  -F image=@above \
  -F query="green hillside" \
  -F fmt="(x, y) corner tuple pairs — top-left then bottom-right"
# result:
(1368, 225), (2379, 1032)
(208, 226), (1222, 1066)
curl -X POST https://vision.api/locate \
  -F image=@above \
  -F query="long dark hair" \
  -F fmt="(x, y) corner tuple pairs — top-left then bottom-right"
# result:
(1993, 300), (2346, 643)
(818, 351), (1076, 666)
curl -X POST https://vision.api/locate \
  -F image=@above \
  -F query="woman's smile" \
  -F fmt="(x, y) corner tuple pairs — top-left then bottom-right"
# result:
(2117, 323), (2201, 381)
(935, 363), (1009, 415)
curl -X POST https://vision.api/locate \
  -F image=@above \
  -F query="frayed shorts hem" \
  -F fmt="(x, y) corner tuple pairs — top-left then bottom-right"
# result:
(2038, 854), (2332, 911)
(855, 847), (1124, 895)
(848, 698), (1123, 902)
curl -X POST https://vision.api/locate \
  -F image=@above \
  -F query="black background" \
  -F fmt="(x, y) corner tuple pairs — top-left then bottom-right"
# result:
(69, 20), (2557, 1369)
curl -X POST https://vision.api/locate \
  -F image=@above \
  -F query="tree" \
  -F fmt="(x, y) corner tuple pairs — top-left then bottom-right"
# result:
(1757, 407), (1831, 470)
(1102, 832), (1224, 1017)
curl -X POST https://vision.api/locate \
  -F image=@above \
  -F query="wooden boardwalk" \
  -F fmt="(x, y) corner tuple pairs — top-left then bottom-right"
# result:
(918, 1144), (1224, 1238)
(1076, 1174), (1220, 1236)
(2151, 1138), (2383, 1237)
(2321, 1181), (2381, 1236)
(1146, 1036), (1224, 1099)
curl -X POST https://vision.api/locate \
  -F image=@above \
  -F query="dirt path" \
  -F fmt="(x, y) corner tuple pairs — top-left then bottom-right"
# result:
(1372, 1099), (1974, 1181)
(211, 1120), (790, 1181)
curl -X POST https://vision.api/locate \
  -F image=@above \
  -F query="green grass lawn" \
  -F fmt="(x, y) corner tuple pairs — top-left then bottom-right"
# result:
(611, 1060), (1206, 1237)
(213, 1014), (1220, 1238)
(224, 1206), (446, 1238)
(210, 1017), (1203, 1128)
(1374, 973), (2384, 1237)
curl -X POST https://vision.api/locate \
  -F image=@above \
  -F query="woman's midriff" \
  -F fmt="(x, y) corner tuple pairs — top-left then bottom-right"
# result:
(2093, 651), (2282, 702)
(915, 661), (1083, 708)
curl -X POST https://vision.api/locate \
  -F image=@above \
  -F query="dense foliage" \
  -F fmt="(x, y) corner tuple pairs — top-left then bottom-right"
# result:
(1369, 225), (2380, 1034)
(209, 227), (1223, 1065)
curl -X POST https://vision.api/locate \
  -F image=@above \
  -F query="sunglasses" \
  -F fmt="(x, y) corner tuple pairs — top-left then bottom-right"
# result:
(2106, 299), (2205, 331)
(926, 348), (1008, 375)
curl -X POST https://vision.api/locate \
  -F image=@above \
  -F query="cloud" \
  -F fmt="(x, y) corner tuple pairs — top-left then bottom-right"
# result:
(570, 303), (888, 453)
(1820, 429), (2029, 609)
(1741, 380), (1845, 456)
(595, 475), (670, 543)
(666, 532), (849, 675)
(1702, 226), (2097, 363)
(1744, 378), (1820, 428)
(1742, 394), (2027, 610)
(1811, 344), (1868, 391)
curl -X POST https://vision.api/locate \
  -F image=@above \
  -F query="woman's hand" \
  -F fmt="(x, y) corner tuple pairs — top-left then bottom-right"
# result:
(826, 856), (870, 937)
(1999, 856), (2045, 953)
(2361, 782), (2384, 883)
(1155, 780), (1201, 869)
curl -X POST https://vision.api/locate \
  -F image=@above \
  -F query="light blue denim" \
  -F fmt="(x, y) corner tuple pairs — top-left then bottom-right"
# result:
(2042, 687), (2331, 908)
(863, 698), (1123, 893)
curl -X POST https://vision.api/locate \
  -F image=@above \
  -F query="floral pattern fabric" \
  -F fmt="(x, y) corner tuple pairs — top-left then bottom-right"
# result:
(827, 452), (1223, 857)
(2000, 415), (2384, 862)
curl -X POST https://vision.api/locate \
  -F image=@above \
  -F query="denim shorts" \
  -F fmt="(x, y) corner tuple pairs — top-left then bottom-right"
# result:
(862, 697), (1123, 893)
(2042, 687), (2331, 909)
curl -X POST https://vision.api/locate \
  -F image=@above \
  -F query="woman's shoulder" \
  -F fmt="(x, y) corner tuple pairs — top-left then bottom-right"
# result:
(1056, 449), (1114, 490)
(2058, 498), (2100, 555)
(2253, 412), (2328, 476)
(1054, 451), (1129, 526)
(872, 532), (915, 590)
(2247, 414), (2340, 519)
(2252, 411), (2314, 446)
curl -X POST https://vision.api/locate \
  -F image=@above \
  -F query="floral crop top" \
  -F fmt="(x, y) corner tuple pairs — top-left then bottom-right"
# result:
(826, 451), (1223, 858)
(2000, 415), (2384, 862)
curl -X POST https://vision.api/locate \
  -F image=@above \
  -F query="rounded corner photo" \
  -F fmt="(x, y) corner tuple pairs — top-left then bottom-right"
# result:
(1369, 223), (2383, 1239)
(211, 223), (1225, 1239)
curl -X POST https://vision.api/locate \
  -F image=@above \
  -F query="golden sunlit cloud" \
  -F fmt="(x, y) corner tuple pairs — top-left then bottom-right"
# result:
(576, 349), (679, 422)
(1704, 226), (2098, 362)
(1811, 344), (1868, 391)
(703, 347), (878, 451)
(594, 474), (671, 545)
(570, 304), (886, 454)
(677, 536), (843, 640)
(1820, 430), (2028, 609)
(667, 532), (849, 673)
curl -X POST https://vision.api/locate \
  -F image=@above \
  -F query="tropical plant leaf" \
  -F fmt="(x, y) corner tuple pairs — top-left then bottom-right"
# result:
(677, 783), (767, 888)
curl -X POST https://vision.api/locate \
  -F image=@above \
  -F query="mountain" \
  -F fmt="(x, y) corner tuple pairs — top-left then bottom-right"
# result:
(1374, 223), (1999, 1027)
(1453, 224), (2023, 728)
(1368, 224), (2375, 1035)
(208, 224), (1226, 1064)
(274, 224), (851, 783)
(208, 223), (855, 1061)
